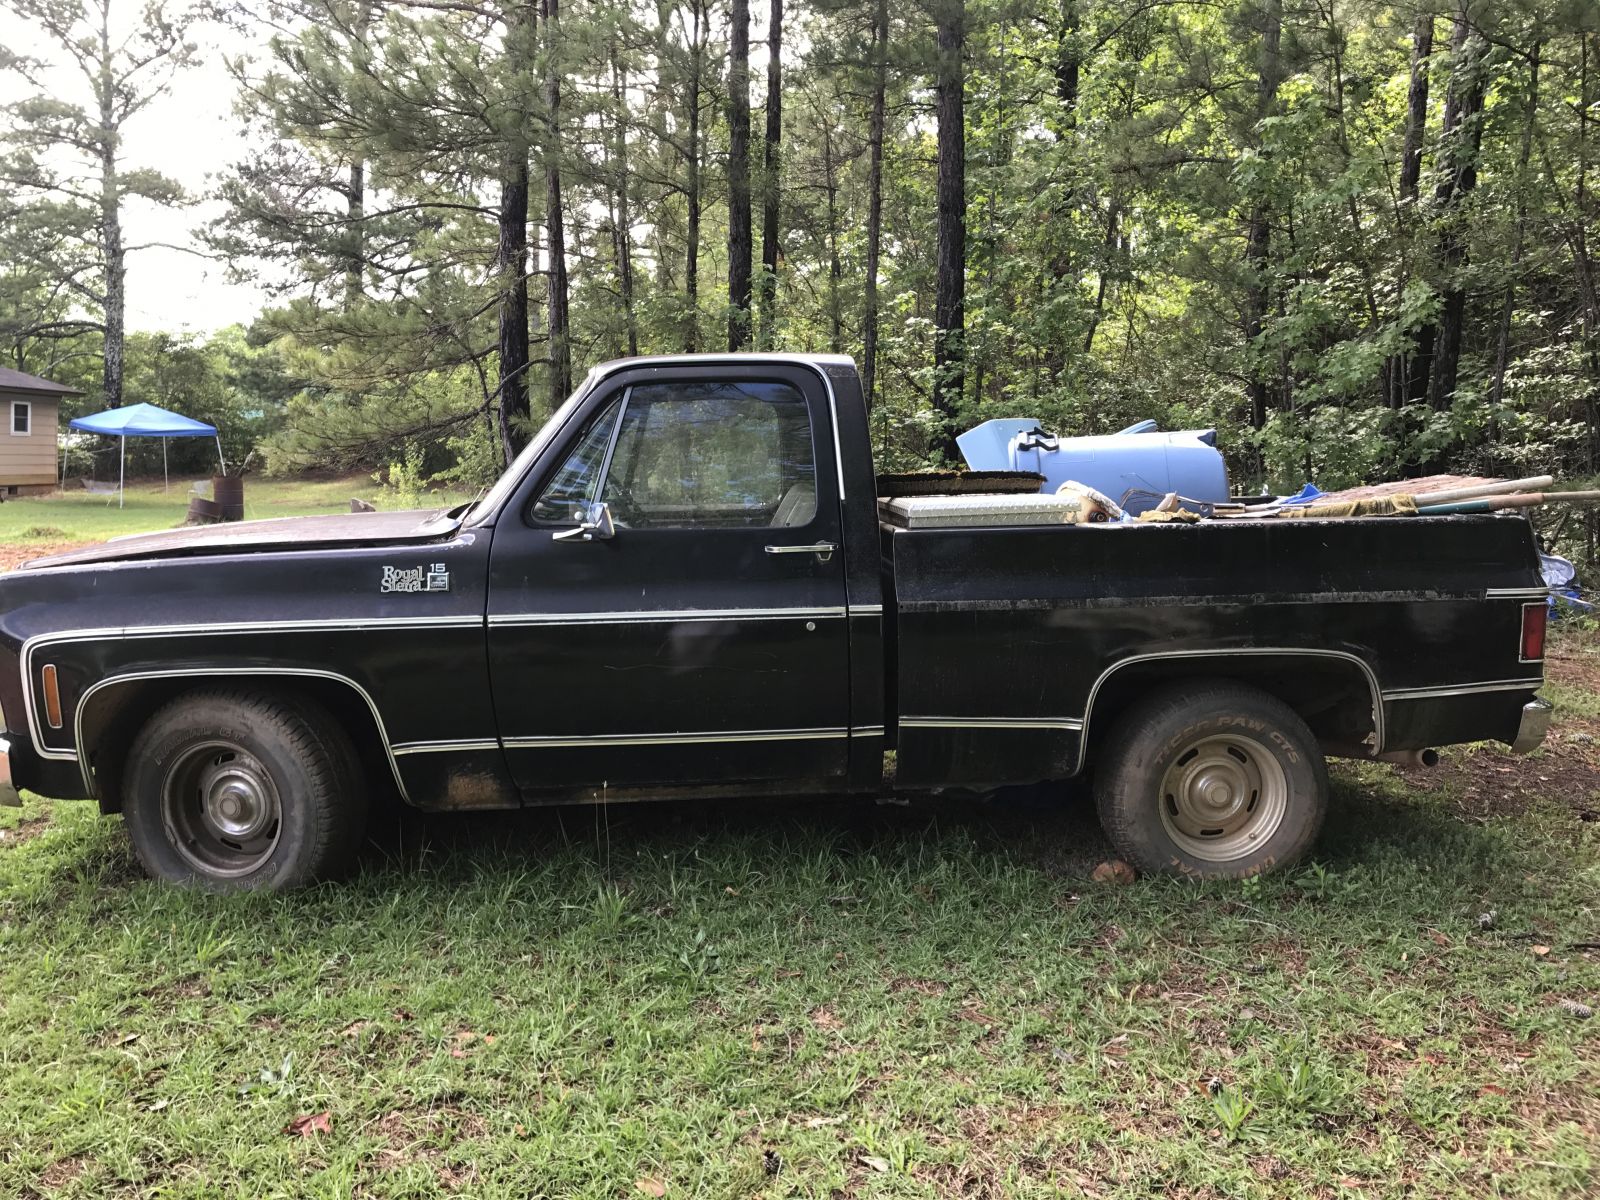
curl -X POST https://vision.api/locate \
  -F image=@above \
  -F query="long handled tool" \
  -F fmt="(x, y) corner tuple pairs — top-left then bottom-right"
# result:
(1408, 475), (1554, 505)
(1416, 489), (1600, 515)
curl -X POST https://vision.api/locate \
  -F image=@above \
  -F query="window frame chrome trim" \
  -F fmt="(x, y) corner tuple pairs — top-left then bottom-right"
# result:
(466, 355), (853, 527)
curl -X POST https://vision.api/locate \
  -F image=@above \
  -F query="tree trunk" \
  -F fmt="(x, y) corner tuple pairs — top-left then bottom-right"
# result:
(344, 157), (366, 309)
(1082, 202), (1120, 354)
(1567, 35), (1600, 522)
(609, 39), (639, 356)
(684, 0), (704, 352)
(931, 0), (965, 463)
(543, 0), (571, 404)
(861, 0), (888, 409)
(822, 120), (842, 353)
(496, 148), (531, 464)
(757, 0), (782, 350)
(1423, 11), (1487, 416)
(1054, 0), (1079, 135)
(1490, 41), (1540, 415)
(1243, 0), (1282, 441)
(727, 0), (752, 350)
(1382, 14), (1434, 411)
(343, 2), (373, 311)
(1397, 14), (1434, 206)
(96, 6), (123, 408)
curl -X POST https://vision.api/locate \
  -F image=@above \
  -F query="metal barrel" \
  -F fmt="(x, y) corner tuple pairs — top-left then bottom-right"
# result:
(212, 475), (245, 522)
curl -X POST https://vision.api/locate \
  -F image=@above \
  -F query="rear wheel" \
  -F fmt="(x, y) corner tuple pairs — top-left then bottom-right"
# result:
(122, 688), (365, 891)
(1094, 681), (1327, 879)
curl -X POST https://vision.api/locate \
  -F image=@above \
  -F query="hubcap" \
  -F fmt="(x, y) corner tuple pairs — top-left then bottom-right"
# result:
(1158, 733), (1288, 862)
(160, 741), (282, 878)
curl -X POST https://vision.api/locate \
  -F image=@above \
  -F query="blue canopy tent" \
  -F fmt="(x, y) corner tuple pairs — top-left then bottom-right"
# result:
(67, 403), (222, 508)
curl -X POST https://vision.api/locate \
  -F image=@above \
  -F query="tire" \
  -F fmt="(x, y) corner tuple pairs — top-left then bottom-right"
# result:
(1094, 680), (1328, 880)
(121, 688), (366, 891)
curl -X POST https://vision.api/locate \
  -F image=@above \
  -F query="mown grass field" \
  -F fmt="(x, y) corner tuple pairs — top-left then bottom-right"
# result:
(0, 511), (1597, 1198)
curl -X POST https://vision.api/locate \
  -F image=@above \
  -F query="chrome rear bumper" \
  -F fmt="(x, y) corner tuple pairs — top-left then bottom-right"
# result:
(1510, 698), (1553, 755)
(0, 736), (19, 807)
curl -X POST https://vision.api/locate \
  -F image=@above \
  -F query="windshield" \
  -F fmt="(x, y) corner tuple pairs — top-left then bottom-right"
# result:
(461, 374), (597, 526)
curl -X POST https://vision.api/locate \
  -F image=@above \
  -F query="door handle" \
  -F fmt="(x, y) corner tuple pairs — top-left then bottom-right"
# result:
(764, 541), (837, 562)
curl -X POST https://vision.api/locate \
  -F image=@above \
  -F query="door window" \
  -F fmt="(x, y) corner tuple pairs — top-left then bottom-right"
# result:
(529, 398), (623, 524)
(531, 381), (817, 530)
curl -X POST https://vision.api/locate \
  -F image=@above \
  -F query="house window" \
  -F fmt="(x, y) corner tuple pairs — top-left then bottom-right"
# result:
(11, 401), (30, 436)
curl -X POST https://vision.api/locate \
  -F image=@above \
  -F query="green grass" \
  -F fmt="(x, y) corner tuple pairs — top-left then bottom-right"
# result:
(2, 769), (1597, 1198)
(0, 513), (1595, 1197)
(0, 475), (474, 544)
(1545, 680), (1600, 722)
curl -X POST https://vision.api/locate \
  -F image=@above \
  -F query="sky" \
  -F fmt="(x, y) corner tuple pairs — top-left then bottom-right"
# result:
(7, 3), (783, 339)
(4, 13), (271, 335)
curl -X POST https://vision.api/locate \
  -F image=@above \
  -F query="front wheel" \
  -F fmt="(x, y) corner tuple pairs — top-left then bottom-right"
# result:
(1094, 681), (1328, 879)
(122, 688), (365, 891)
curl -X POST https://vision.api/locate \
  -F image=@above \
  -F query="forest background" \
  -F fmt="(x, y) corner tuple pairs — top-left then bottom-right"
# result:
(3, 0), (1599, 554)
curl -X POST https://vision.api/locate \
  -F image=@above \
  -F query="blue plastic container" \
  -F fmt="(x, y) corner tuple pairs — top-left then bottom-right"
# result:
(956, 418), (1230, 515)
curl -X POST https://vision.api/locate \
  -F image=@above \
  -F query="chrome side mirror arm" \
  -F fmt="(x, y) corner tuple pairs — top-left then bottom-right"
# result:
(552, 501), (617, 543)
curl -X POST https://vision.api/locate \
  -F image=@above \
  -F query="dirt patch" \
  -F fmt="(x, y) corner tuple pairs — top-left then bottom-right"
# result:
(0, 541), (96, 572)
(0, 815), (51, 848)
(36, 1154), (88, 1190)
(368, 1105), (488, 1191)
(1548, 642), (1600, 695)
(1387, 652), (1600, 820)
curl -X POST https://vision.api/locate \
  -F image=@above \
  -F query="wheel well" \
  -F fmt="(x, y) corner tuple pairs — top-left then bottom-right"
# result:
(1083, 655), (1379, 768)
(81, 673), (397, 814)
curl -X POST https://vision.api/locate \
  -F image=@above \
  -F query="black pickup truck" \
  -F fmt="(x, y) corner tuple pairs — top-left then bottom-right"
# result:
(0, 354), (1553, 889)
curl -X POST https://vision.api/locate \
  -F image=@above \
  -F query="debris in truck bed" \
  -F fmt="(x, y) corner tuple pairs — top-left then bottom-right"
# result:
(1279, 494), (1420, 519)
(1312, 474), (1500, 504)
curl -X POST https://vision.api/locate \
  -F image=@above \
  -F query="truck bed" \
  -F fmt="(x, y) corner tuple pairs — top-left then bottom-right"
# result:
(882, 513), (1545, 788)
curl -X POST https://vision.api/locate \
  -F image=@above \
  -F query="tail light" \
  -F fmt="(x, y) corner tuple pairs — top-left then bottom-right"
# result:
(1520, 602), (1547, 663)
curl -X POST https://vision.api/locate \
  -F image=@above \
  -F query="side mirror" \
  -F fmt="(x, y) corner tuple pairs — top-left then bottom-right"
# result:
(552, 501), (616, 543)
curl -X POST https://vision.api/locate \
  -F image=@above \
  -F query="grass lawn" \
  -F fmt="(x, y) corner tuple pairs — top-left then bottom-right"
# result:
(0, 475), (473, 549)
(0, 506), (1596, 1197)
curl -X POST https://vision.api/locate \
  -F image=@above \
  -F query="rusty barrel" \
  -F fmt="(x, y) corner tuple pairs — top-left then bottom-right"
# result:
(186, 497), (221, 524)
(212, 475), (244, 522)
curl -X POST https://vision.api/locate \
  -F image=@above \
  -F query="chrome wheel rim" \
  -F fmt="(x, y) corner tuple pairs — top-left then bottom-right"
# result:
(160, 740), (282, 878)
(1158, 733), (1288, 862)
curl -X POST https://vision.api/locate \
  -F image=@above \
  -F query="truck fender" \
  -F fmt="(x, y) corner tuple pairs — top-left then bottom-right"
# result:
(1077, 648), (1384, 774)
(74, 667), (407, 811)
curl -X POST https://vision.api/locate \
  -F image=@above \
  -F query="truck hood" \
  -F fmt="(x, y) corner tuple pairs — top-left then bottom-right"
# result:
(19, 508), (463, 570)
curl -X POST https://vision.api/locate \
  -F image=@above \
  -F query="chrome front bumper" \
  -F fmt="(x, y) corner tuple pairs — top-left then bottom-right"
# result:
(0, 736), (19, 807)
(1510, 698), (1554, 755)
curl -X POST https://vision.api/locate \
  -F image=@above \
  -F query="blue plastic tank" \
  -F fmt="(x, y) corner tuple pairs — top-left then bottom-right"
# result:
(956, 418), (1230, 515)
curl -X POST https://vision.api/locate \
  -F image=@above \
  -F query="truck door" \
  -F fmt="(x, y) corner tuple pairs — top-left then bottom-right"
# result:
(485, 363), (850, 797)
